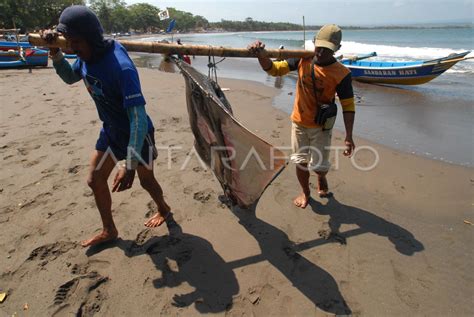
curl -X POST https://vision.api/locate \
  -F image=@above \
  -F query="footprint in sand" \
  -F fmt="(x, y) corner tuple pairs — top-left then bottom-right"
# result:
(17, 144), (41, 156)
(68, 165), (85, 174)
(135, 229), (154, 245)
(192, 166), (207, 173)
(317, 227), (347, 245)
(193, 190), (213, 203)
(127, 229), (155, 256)
(19, 192), (53, 210)
(52, 183), (67, 191)
(271, 130), (280, 138)
(46, 208), (67, 219)
(47, 130), (68, 137)
(24, 155), (48, 167)
(0, 209), (12, 224)
(27, 241), (77, 263)
(71, 259), (110, 275)
(42, 164), (60, 174)
(52, 272), (109, 316)
(170, 117), (182, 125)
(51, 140), (72, 147)
(183, 186), (193, 195)
(54, 278), (78, 305)
(0, 141), (17, 151)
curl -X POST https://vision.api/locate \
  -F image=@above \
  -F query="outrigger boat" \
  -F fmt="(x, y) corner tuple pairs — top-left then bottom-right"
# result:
(341, 51), (472, 85)
(0, 29), (49, 68)
(0, 47), (49, 68)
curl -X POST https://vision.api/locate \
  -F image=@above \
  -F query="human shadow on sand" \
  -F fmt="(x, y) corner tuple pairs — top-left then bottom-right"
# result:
(84, 208), (351, 314)
(83, 195), (421, 315)
(306, 196), (424, 255)
(227, 202), (352, 315)
(86, 216), (239, 313)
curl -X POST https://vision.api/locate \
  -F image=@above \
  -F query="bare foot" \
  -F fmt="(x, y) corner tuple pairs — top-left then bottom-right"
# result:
(317, 174), (331, 197)
(81, 228), (118, 247)
(144, 211), (171, 228)
(293, 192), (310, 208)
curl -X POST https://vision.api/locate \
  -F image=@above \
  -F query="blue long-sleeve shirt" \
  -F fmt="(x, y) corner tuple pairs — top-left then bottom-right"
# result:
(52, 43), (153, 167)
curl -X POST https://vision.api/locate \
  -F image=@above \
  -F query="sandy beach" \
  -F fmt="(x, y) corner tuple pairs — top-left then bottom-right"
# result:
(0, 65), (473, 316)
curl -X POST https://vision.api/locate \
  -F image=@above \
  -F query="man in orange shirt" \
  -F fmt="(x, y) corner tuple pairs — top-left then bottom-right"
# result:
(249, 24), (355, 208)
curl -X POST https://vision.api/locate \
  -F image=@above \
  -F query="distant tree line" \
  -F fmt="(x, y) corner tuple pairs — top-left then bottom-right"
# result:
(211, 17), (305, 31)
(0, 0), (86, 31)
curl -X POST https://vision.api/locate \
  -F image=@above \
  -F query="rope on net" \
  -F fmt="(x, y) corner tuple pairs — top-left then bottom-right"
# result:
(207, 52), (226, 84)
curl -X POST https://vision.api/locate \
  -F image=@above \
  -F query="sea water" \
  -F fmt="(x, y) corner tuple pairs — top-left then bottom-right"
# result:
(135, 27), (474, 166)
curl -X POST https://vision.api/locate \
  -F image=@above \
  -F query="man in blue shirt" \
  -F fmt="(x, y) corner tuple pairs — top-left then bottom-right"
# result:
(44, 5), (171, 247)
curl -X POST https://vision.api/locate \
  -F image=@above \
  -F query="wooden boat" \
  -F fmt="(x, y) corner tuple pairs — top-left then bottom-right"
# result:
(0, 41), (32, 51)
(0, 47), (48, 68)
(341, 51), (471, 85)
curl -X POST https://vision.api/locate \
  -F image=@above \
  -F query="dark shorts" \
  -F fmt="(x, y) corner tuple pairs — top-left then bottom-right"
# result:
(95, 129), (158, 166)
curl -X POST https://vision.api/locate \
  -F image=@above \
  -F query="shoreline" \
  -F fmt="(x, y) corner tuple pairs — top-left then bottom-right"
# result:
(0, 66), (472, 316)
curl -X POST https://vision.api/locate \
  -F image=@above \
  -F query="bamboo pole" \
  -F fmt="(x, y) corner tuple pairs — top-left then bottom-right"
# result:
(28, 33), (315, 59)
(302, 16), (306, 50)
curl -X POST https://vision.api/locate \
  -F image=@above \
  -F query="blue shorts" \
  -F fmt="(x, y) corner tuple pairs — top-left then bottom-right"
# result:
(95, 129), (157, 166)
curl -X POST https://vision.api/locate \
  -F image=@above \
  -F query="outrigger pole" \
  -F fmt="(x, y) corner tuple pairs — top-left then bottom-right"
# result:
(28, 34), (315, 59)
(303, 16), (306, 50)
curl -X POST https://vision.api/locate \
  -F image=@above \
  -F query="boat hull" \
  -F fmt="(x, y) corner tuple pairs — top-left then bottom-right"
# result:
(0, 60), (29, 68)
(0, 41), (32, 51)
(0, 48), (48, 68)
(342, 51), (470, 85)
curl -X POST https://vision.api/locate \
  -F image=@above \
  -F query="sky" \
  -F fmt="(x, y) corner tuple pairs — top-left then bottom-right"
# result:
(125, 0), (474, 26)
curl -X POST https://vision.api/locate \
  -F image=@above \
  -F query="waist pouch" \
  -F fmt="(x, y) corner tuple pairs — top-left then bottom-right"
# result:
(315, 102), (337, 130)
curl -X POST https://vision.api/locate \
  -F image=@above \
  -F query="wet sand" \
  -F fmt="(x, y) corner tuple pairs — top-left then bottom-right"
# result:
(0, 66), (473, 316)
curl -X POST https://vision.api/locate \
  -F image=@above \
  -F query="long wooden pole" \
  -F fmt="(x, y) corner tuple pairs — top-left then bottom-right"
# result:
(28, 33), (315, 59)
(302, 16), (306, 50)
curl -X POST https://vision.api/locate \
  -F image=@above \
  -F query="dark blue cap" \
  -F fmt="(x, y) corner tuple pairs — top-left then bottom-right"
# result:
(56, 5), (103, 38)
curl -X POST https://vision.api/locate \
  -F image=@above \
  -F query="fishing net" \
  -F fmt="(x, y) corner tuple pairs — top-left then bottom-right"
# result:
(175, 60), (287, 208)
